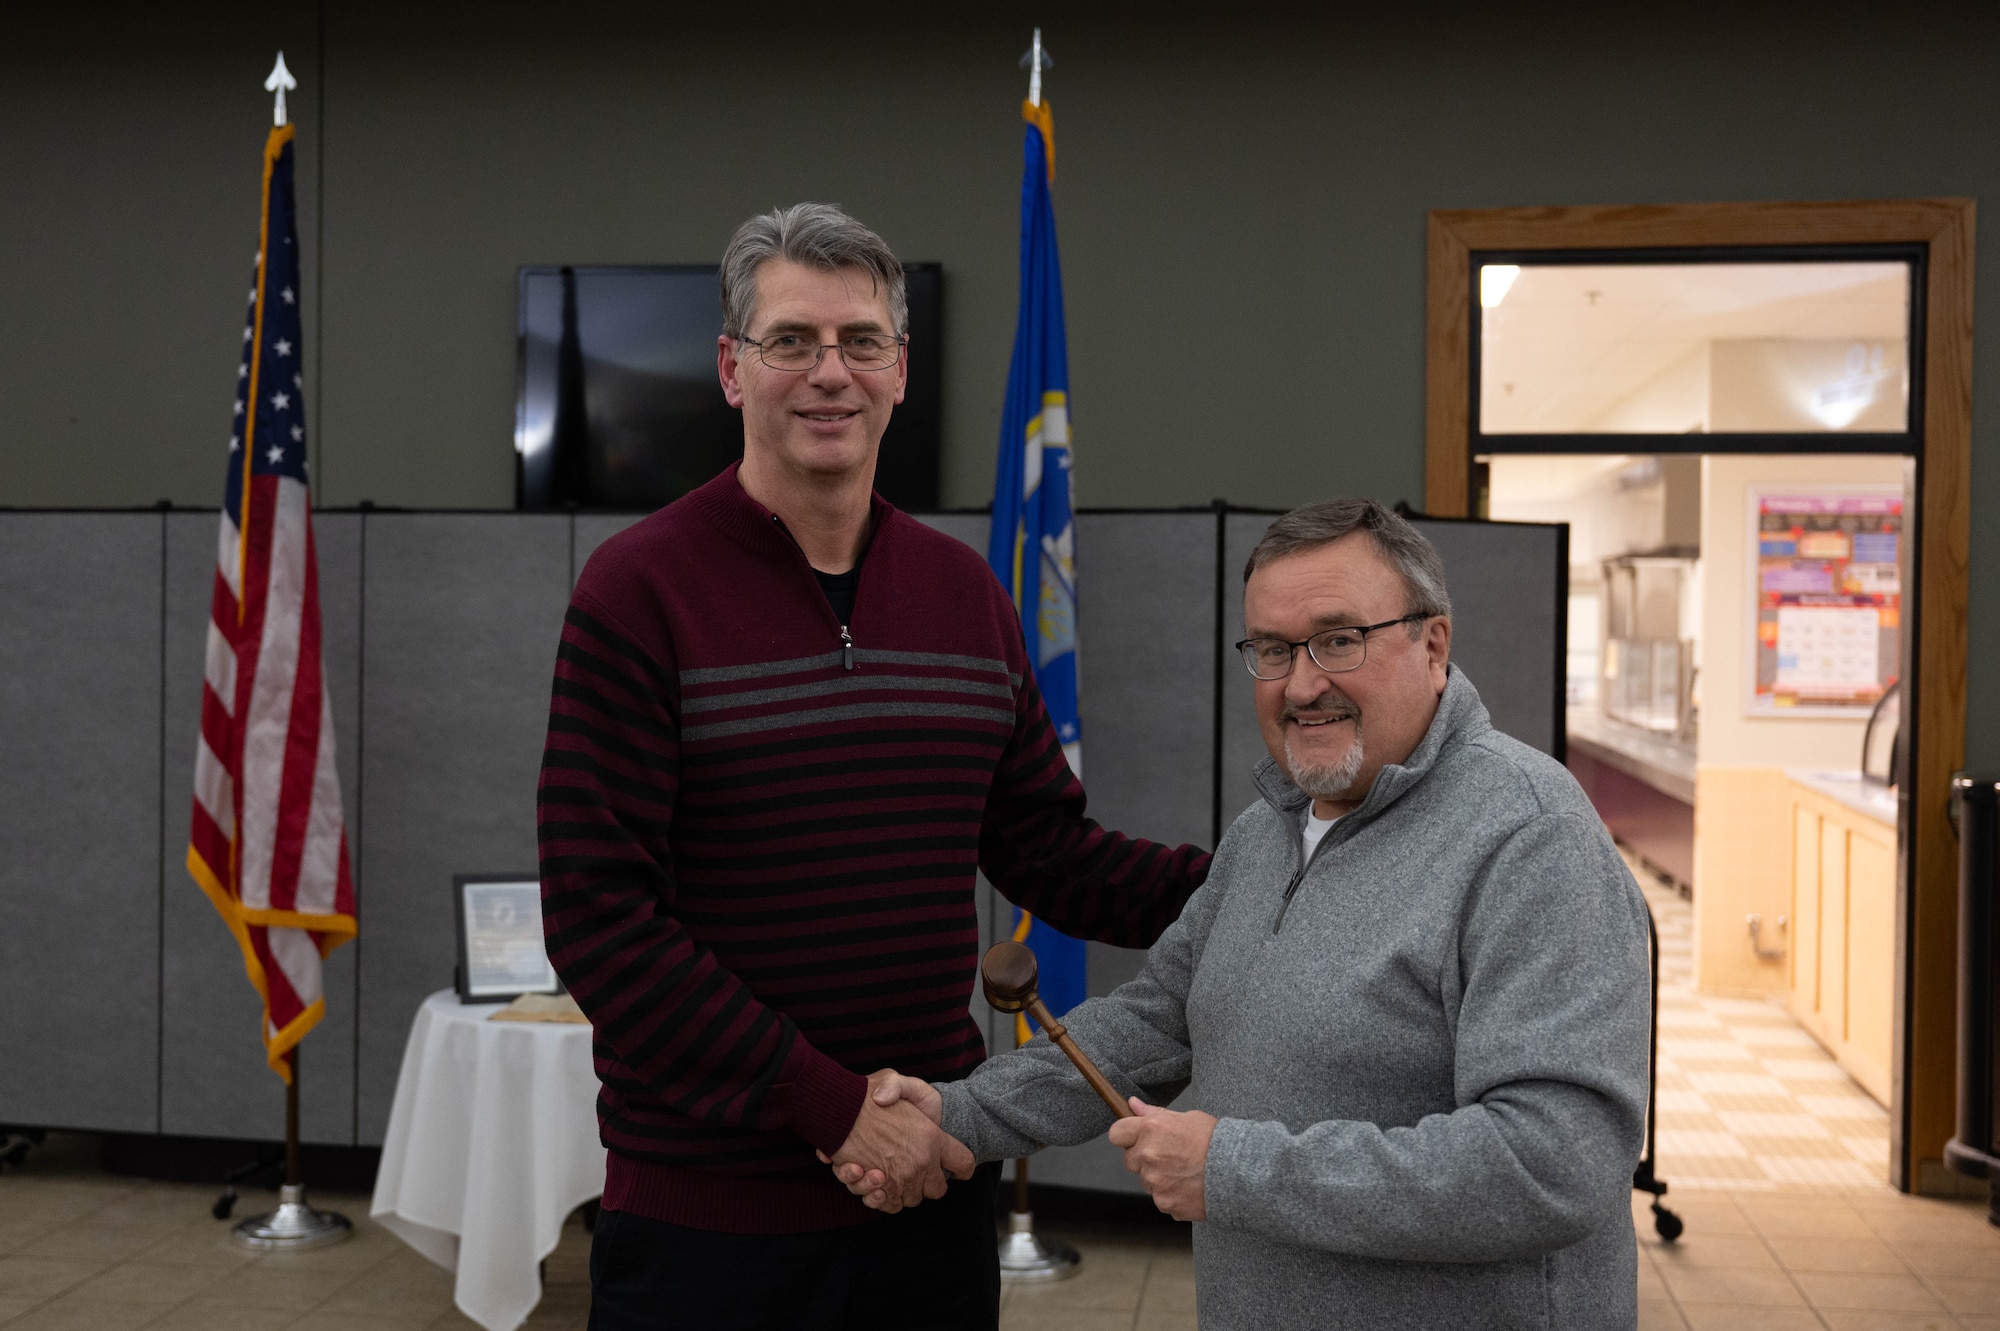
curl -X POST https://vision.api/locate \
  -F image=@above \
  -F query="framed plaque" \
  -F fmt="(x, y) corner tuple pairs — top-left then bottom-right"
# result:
(453, 874), (561, 1003)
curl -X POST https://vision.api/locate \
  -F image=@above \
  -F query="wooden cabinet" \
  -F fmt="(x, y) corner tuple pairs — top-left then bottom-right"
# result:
(1787, 777), (1898, 1107)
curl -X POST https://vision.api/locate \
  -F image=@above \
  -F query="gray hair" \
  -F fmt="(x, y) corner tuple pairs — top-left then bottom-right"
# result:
(1244, 499), (1453, 629)
(719, 203), (906, 339)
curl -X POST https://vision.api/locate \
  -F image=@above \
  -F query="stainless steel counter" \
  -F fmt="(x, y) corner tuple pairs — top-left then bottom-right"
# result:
(1566, 708), (1697, 805)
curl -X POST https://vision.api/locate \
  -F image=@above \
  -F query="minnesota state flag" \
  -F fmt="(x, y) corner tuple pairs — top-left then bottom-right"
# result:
(988, 96), (1086, 1035)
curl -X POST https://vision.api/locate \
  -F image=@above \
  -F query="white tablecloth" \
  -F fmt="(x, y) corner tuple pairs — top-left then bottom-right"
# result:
(371, 989), (605, 1331)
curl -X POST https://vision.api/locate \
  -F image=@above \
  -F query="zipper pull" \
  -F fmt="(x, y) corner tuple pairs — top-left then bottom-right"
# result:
(840, 625), (854, 671)
(1282, 866), (1305, 902)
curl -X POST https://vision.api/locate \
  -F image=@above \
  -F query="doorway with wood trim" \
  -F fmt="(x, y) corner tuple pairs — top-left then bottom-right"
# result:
(1423, 200), (1972, 1195)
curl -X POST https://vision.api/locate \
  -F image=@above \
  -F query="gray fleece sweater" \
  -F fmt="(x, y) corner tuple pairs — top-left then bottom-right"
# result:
(941, 668), (1652, 1330)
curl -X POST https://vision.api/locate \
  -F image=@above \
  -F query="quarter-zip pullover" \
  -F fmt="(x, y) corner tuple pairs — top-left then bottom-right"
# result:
(940, 667), (1653, 1328)
(537, 463), (1209, 1234)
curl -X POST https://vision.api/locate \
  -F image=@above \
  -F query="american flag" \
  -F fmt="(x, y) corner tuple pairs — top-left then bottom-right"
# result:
(186, 122), (355, 1081)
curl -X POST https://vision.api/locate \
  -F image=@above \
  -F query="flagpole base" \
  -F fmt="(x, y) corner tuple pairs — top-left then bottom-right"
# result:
(997, 1209), (1079, 1282)
(230, 1184), (352, 1252)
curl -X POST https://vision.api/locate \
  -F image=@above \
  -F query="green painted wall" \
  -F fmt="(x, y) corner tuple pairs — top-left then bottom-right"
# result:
(2, 4), (1996, 763)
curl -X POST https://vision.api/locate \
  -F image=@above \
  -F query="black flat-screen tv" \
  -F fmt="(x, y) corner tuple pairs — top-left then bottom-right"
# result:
(515, 263), (942, 512)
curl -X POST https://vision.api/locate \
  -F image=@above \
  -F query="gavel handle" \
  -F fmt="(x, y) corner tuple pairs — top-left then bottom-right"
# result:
(1025, 998), (1136, 1119)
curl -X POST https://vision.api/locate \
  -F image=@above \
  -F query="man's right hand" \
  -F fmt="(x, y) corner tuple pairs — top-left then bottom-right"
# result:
(818, 1069), (972, 1213)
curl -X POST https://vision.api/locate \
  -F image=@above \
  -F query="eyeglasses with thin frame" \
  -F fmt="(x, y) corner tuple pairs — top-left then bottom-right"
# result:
(1234, 614), (1428, 680)
(737, 330), (907, 373)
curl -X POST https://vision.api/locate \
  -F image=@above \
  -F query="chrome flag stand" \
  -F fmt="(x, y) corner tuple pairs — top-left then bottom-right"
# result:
(231, 1049), (352, 1251)
(998, 1156), (1079, 1282)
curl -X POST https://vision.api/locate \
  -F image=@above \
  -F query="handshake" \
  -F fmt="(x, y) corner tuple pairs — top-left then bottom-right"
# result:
(817, 1068), (1218, 1221)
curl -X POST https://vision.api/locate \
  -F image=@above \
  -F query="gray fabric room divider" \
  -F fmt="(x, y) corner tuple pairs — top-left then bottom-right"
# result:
(0, 506), (1562, 1193)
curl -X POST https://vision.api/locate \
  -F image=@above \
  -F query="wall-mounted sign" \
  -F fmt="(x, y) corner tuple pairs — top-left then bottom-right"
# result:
(1748, 488), (1902, 715)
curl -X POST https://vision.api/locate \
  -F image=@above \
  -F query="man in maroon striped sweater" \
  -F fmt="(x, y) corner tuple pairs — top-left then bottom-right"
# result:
(538, 203), (1211, 1330)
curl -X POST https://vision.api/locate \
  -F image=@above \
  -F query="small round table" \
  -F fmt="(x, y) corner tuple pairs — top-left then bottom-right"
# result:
(370, 990), (605, 1331)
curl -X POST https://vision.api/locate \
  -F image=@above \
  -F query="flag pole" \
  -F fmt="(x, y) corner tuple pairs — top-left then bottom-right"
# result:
(995, 29), (1077, 1284)
(220, 56), (353, 1252)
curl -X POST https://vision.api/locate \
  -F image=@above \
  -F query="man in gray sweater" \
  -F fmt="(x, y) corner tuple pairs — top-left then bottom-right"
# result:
(837, 499), (1655, 1329)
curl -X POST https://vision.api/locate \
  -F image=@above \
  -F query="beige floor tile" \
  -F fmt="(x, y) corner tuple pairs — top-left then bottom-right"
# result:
(1855, 1201), (1996, 1242)
(0, 1185), (134, 1229)
(1000, 1310), (1135, 1331)
(1929, 1280), (2000, 1318)
(1958, 1318), (2000, 1330)
(0, 1224), (53, 1258)
(1004, 1244), (1146, 1313)
(0, 1295), (42, 1323)
(1765, 1234), (1911, 1274)
(519, 1310), (587, 1329)
(132, 1225), (262, 1271)
(314, 1262), (454, 1320)
(1638, 1299), (1690, 1330)
(1794, 1271), (1945, 1312)
(1817, 1311), (1967, 1330)
(1759, 1157), (1890, 1188)
(1894, 1238), (2000, 1279)
(1138, 1262), (1196, 1317)
(1645, 1193), (1757, 1235)
(179, 1264), (353, 1312)
(2, 1294), (181, 1331)
(1678, 1307), (1825, 1330)
(1133, 1310), (1196, 1331)
(0, 1257), (102, 1302)
(1660, 1265), (1810, 1306)
(1662, 1158), (1778, 1185)
(69, 1258), (225, 1305)
(1648, 1232), (1781, 1269)
(1741, 1201), (1876, 1238)
(423, 1310), (484, 1331)
(18, 1222), (187, 1266)
(1636, 1258), (1671, 1300)
(146, 1307), (297, 1331)
(84, 1189), (215, 1230)
(289, 1314), (441, 1331)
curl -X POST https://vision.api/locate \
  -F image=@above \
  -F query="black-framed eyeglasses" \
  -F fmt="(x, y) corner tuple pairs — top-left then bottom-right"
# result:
(1234, 614), (1427, 681)
(737, 330), (906, 373)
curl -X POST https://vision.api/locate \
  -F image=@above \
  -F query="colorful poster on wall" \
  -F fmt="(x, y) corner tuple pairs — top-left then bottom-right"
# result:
(1750, 489), (1902, 714)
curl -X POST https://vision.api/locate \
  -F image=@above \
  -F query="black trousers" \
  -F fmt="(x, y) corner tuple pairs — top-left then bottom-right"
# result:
(587, 1162), (1002, 1331)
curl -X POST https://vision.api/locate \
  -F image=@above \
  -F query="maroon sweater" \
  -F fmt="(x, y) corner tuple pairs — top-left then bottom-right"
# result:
(537, 465), (1210, 1233)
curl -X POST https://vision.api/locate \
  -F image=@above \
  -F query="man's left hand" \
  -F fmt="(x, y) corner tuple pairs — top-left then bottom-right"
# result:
(1107, 1097), (1215, 1221)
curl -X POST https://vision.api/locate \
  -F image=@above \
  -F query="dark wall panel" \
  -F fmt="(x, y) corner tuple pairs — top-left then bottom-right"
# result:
(1411, 519), (1563, 758)
(356, 514), (571, 1144)
(158, 512), (359, 1144)
(1221, 513), (1276, 835)
(0, 514), (162, 1132)
(1072, 512), (1216, 997)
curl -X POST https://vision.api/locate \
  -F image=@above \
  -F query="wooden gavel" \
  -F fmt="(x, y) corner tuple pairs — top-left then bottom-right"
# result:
(981, 941), (1134, 1119)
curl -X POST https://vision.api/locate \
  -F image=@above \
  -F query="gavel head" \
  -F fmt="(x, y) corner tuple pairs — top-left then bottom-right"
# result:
(981, 941), (1040, 1014)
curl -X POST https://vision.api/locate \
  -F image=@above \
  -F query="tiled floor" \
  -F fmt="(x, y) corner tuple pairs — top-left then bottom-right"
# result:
(1642, 866), (1895, 1191)
(1, 861), (1992, 1330)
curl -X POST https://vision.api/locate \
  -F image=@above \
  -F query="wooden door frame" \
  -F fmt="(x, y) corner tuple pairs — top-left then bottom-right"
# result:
(1424, 199), (1974, 1193)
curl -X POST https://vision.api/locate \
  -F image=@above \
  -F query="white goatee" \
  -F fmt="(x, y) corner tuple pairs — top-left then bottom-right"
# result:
(1282, 685), (1365, 799)
(1286, 722), (1365, 799)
